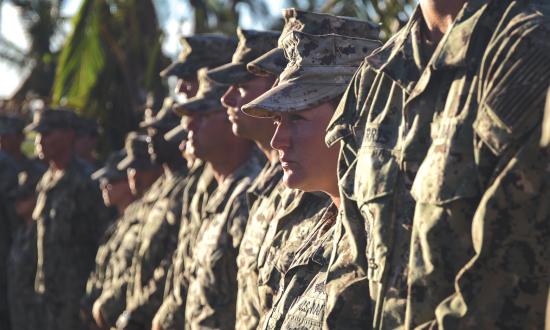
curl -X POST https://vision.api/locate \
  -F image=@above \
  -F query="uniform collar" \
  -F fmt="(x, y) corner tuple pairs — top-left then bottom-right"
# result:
(430, 0), (490, 70)
(365, 6), (426, 93)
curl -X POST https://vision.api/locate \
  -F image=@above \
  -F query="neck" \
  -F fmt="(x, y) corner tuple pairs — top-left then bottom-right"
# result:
(210, 144), (253, 184)
(419, 0), (466, 44)
(50, 152), (73, 171)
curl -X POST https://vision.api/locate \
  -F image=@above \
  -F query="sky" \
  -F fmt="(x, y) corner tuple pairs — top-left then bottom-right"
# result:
(0, 0), (287, 98)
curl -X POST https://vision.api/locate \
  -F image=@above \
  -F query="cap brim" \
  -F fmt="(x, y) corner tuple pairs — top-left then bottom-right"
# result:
(164, 124), (188, 142)
(24, 123), (49, 133)
(206, 62), (254, 85)
(173, 97), (225, 116)
(160, 61), (200, 79)
(91, 167), (126, 181)
(242, 80), (348, 118)
(246, 48), (287, 77)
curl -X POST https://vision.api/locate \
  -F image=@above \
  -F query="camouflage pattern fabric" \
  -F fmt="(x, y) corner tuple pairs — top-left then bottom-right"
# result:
(80, 199), (142, 324)
(95, 175), (167, 327)
(185, 153), (262, 330)
(235, 159), (283, 330)
(327, 1), (550, 329)
(116, 168), (189, 329)
(256, 189), (330, 327)
(261, 204), (339, 330)
(154, 161), (217, 330)
(7, 221), (38, 330)
(33, 158), (111, 330)
(403, 1), (550, 328)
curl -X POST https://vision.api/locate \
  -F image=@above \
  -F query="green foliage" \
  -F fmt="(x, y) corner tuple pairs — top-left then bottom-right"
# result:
(52, 0), (106, 109)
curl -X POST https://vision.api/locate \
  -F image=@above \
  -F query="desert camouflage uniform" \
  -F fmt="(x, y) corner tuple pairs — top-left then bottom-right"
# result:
(81, 199), (142, 316)
(328, 1), (550, 329)
(242, 29), (380, 329)
(114, 168), (188, 328)
(235, 159), (283, 330)
(255, 189), (330, 326)
(7, 167), (46, 330)
(204, 27), (283, 330)
(96, 175), (166, 327)
(32, 157), (110, 330)
(154, 161), (217, 330)
(185, 153), (262, 330)
(324, 7), (435, 328)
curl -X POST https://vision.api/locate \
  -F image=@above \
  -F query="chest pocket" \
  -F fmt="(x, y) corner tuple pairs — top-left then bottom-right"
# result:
(355, 128), (399, 282)
(411, 117), (480, 205)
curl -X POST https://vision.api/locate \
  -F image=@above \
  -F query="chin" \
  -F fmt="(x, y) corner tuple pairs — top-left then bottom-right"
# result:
(282, 170), (306, 190)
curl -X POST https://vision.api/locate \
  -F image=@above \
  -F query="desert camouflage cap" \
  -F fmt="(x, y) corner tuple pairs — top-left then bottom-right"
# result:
(117, 132), (157, 171)
(243, 31), (381, 117)
(24, 108), (78, 133)
(91, 150), (128, 181)
(173, 67), (229, 116)
(139, 97), (179, 131)
(160, 34), (238, 79)
(541, 87), (550, 147)
(206, 28), (280, 84)
(0, 114), (25, 135)
(164, 116), (189, 143)
(247, 8), (380, 77)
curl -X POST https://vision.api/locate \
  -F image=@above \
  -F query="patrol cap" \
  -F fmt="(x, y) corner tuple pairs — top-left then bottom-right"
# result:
(247, 8), (380, 77)
(160, 34), (238, 79)
(139, 97), (179, 131)
(541, 88), (550, 147)
(75, 116), (100, 137)
(206, 28), (280, 84)
(10, 170), (44, 199)
(0, 115), (25, 135)
(91, 150), (127, 181)
(242, 32), (381, 117)
(173, 68), (229, 116)
(24, 108), (78, 133)
(117, 132), (157, 171)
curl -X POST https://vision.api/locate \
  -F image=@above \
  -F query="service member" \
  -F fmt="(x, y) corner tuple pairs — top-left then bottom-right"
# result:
(209, 27), (281, 330)
(174, 63), (263, 330)
(26, 108), (110, 330)
(7, 168), (45, 330)
(242, 30), (380, 330)
(327, 1), (550, 328)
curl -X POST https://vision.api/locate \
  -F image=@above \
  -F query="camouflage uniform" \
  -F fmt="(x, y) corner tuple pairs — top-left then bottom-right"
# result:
(92, 133), (160, 327)
(327, 1), (550, 329)
(184, 154), (263, 330)
(81, 145), (158, 326)
(243, 30), (380, 329)
(205, 27), (285, 330)
(255, 189), (330, 327)
(7, 168), (45, 330)
(96, 174), (165, 327)
(22, 109), (110, 330)
(153, 161), (216, 330)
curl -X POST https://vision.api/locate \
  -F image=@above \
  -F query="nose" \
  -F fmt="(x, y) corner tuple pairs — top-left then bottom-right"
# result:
(221, 85), (239, 109)
(270, 119), (290, 152)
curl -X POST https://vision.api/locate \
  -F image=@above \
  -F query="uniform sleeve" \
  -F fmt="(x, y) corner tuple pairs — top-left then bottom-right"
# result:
(433, 14), (550, 329)
(126, 200), (182, 325)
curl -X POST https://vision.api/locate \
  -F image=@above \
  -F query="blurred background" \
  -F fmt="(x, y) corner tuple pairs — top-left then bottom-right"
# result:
(0, 0), (415, 156)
